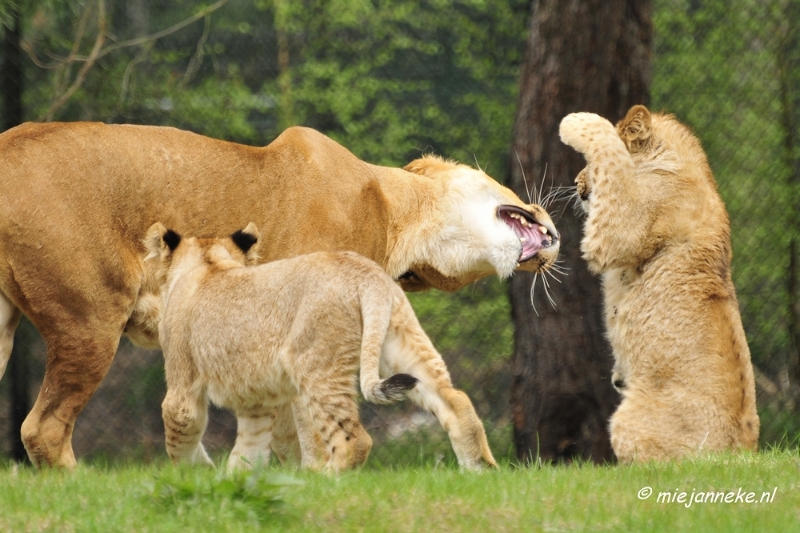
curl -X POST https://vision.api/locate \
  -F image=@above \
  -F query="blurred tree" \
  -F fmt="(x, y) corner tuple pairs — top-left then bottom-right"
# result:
(508, 0), (652, 464)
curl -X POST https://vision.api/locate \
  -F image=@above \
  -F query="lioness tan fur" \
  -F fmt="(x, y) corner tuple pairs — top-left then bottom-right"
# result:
(0, 122), (559, 467)
(146, 223), (497, 472)
(559, 105), (759, 462)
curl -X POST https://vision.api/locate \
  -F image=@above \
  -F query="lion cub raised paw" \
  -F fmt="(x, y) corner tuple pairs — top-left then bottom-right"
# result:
(146, 222), (496, 472)
(560, 105), (759, 462)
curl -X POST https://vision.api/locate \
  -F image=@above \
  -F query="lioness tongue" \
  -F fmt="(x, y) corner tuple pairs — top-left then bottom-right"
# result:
(520, 224), (546, 258)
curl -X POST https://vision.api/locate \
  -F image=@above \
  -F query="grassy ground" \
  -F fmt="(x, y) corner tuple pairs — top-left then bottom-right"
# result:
(1, 449), (798, 533)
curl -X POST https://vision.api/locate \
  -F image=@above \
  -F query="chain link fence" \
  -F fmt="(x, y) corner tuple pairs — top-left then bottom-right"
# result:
(0, 0), (798, 466)
(652, 0), (800, 448)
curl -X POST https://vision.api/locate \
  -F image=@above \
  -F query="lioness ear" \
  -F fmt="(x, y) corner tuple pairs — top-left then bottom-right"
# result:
(617, 104), (652, 154)
(231, 222), (260, 264)
(404, 154), (460, 177)
(144, 222), (181, 261)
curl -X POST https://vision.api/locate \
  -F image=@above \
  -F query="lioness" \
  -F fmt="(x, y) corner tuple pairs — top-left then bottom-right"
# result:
(146, 222), (497, 472)
(559, 105), (759, 462)
(0, 123), (558, 467)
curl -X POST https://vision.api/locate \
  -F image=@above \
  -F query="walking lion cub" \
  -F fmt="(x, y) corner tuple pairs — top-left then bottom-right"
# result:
(559, 105), (759, 462)
(145, 222), (496, 471)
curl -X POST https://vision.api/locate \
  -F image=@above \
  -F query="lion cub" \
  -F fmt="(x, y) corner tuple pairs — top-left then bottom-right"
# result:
(559, 105), (759, 462)
(145, 222), (496, 472)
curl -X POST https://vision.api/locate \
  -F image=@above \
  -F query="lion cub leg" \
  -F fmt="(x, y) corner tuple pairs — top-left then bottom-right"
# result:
(298, 389), (372, 473)
(269, 402), (303, 465)
(384, 301), (497, 470)
(161, 386), (214, 467)
(227, 410), (277, 472)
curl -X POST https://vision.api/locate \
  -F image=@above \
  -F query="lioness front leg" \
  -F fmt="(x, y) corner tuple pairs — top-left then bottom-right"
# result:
(21, 328), (123, 468)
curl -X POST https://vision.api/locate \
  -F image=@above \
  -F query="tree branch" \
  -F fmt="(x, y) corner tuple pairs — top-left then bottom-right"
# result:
(41, 0), (106, 121)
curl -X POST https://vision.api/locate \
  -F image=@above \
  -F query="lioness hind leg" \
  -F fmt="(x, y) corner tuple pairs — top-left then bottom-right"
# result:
(0, 292), (21, 378)
(383, 304), (496, 470)
(161, 388), (213, 467)
(227, 410), (277, 472)
(408, 384), (496, 470)
(300, 392), (372, 472)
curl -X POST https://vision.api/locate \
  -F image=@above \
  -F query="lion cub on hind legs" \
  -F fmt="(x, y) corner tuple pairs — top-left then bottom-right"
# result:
(145, 222), (496, 472)
(559, 105), (759, 462)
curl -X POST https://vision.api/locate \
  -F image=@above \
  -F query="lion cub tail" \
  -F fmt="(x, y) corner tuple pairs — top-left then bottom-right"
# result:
(358, 283), (418, 404)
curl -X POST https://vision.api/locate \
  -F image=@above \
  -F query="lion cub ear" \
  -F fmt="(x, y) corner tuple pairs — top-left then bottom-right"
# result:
(144, 222), (182, 261)
(230, 222), (260, 265)
(617, 104), (652, 154)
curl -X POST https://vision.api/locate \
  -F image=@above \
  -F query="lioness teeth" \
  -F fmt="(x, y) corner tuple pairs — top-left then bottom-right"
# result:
(538, 226), (548, 234)
(520, 237), (527, 243)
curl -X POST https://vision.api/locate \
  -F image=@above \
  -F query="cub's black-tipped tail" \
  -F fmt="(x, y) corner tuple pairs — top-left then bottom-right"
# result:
(376, 373), (418, 403)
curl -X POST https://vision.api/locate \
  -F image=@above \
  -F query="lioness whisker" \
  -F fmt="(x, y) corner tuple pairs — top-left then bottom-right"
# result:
(543, 185), (576, 207)
(536, 163), (548, 206)
(540, 271), (558, 309)
(529, 273), (540, 317)
(544, 269), (563, 284)
(515, 150), (534, 205)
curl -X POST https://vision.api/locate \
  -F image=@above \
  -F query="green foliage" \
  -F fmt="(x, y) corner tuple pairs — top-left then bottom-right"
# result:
(268, 0), (528, 168)
(146, 465), (302, 524)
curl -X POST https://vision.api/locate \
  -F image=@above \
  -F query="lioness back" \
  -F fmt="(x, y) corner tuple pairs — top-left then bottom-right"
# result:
(560, 105), (759, 462)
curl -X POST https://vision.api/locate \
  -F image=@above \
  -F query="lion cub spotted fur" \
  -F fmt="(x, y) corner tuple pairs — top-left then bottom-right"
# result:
(559, 105), (759, 462)
(145, 223), (496, 472)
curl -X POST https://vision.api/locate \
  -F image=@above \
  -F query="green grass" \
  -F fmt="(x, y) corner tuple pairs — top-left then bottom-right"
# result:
(1, 449), (798, 532)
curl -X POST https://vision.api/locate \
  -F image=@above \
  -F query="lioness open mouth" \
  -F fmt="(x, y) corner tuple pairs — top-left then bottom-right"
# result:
(497, 205), (557, 262)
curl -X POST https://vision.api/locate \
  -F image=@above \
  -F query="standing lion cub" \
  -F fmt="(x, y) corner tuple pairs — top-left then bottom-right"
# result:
(559, 105), (759, 462)
(145, 222), (496, 472)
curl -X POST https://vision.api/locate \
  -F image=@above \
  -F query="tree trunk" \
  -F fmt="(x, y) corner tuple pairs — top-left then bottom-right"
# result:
(1, 7), (30, 463)
(509, 0), (652, 464)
